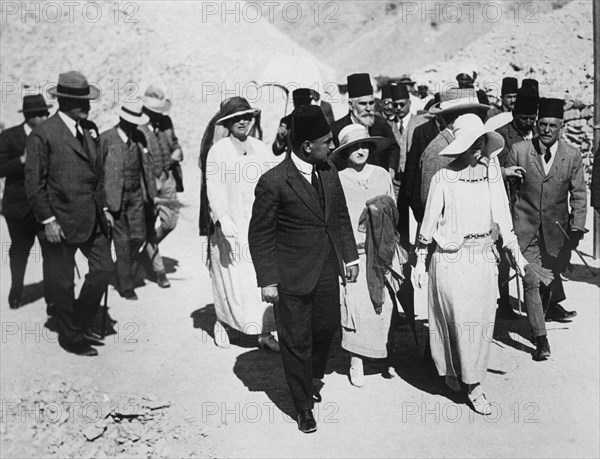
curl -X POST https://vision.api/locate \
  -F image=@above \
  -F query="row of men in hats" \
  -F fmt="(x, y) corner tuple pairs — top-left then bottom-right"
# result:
(0, 70), (184, 356)
(331, 71), (587, 362)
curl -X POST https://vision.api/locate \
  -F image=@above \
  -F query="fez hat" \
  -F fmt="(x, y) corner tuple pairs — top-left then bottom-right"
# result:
(439, 113), (505, 159)
(292, 88), (313, 107)
(538, 98), (564, 119)
(392, 84), (409, 101)
(429, 88), (489, 115)
(291, 105), (330, 143)
(217, 97), (260, 125)
(381, 84), (394, 100)
(48, 71), (100, 100)
(521, 78), (539, 92)
(18, 94), (53, 113)
(514, 86), (539, 116)
(119, 99), (149, 126)
(331, 124), (390, 160)
(501, 77), (518, 96)
(347, 73), (373, 98)
(143, 85), (172, 114)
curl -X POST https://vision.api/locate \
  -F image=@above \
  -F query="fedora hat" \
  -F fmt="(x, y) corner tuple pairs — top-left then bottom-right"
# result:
(18, 94), (53, 113)
(119, 99), (149, 125)
(331, 124), (391, 159)
(398, 75), (416, 86)
(216, 97), (260, 125)
(143, 85), (172, 114)
(439, 113), (504, 158)
(428, 88), (490, 115)
(47, 71), (100, 100)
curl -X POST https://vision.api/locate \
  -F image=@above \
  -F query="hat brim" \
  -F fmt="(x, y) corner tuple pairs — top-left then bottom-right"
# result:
(18, 103), (53, 113)
(120, 112), (149, 126)
(216, 108), (260, 125)
(331, 136), (391, 160)
(47, 85), (101, 100)
(143, 98), (172, 115)
(439, 129), (504, 158)
(429, 101), (490, 115)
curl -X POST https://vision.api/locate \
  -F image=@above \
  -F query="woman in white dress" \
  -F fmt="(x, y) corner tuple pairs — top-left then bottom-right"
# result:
(205, 97), (279, 351)
(333, 124), (405, 387)
(412, 113), (527, 414)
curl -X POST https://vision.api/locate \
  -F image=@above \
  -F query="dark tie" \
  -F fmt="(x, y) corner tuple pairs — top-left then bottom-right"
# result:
(311, 166), (325, 211)
(75, 123), (84, 145)
(544, 147), (551, 164)
(398, 118), (404, 136)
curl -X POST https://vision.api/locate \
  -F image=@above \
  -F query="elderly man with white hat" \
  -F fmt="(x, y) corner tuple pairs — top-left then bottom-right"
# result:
(101, 100), (157, 300)
(139, 85), (184, 288)
(25, 71), (114, 356)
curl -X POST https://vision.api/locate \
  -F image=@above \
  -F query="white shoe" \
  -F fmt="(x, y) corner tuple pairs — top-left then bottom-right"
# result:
(349, 357), (365, 387)
(468, 386), (493, 415)
(445, 375), (461, 393)
(258, 334), (280, 352)
(213, 321), (230, 348)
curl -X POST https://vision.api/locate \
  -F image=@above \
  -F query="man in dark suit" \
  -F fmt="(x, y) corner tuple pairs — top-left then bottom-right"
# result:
(331, 73), (400, 177)
(507, 98), (587, 361)
(0, 94), (51, 308)
(25, 71), (114, 356)
(249, 105), (359, 434)
(310, 89), (335, 126)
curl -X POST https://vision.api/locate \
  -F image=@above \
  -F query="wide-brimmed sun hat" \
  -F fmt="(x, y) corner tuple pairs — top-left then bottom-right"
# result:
(47, 71), (100, 100)
(429, 88), (489, 115)
(119, 99), (149, 125)
(331, 124), (391, 159)
(216, 97), (260, 125)
(18, 94), (53, 113)
(143, 85), (172, 114)
(439, 113), (505, 158)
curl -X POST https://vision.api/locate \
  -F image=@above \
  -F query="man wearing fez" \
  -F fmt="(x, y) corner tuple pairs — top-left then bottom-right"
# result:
(507, 98), (587, 361)
(25, 71), (115, 356)
(332, 73), (400, 178)
(521, 78), (539, 92)
(310, 88), (335, 126)
(249, 105), (359, 433)
(456, 71), (490, 105)
(140, 85), (184, 289)
(101, 100), (157, 301)
(272, 88), (313, 157)
(488, 77), (519, 118)
(0, 94), (51, 309)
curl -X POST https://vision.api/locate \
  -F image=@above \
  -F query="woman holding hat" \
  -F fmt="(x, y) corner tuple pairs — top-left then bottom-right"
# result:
(205, 97), (279, 351)
(334, 124), (404, 387)
(412, 113), (528, 415)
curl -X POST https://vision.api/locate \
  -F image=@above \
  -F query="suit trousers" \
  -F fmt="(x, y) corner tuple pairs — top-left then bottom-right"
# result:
(5, 211), (40, 297)
(522, 227), (566, 338)
(275, 248), (341, 412)
(113, 186), (145, 292)
(39, 223), (114, 342)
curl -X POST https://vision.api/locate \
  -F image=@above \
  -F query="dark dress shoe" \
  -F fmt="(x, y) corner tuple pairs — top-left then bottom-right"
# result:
(83, 329), (105, 346)
(545, 303), (577, 322)
(532, 336), (551, 361)
(296, 409), (317, 434)
(157, 272), (171, 288)
(119, 289), (138, 300)
(8, 291), (22, 309)
(58, 336), (98, 356)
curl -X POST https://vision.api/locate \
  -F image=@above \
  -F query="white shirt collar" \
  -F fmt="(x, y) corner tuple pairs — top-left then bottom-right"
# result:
(23, 123), (32, 135)
(117, 126), (128, 143)
(58, 111), (78, 137)
(291, 152), (314, 181)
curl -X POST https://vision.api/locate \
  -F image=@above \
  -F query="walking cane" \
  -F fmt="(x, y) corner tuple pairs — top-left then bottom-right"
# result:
(555, 221), (597, 277)
(74, 260), (81, 280)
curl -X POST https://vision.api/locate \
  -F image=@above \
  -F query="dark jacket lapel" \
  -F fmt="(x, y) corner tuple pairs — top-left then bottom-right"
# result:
(529, 137), (546, 178)
(285, 159), (324, 220)
(54, 114), (89, 161)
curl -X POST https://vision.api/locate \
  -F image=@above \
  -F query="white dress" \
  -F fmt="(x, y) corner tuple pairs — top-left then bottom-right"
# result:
(339, 164), (397, 359)
(419, 159), (519, 383)
(205, 136), (275, 334)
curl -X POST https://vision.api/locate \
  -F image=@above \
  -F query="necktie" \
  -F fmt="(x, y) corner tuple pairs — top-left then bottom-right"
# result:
(75, 123), (84, 145)
(311, 166), (325, 211)
(544, 147), (551, 163)
(398, 118), (404, 136)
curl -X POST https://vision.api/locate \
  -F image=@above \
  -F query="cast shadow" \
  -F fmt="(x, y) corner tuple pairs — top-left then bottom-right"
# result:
(17, 281), (45, 307)
(562, 262), (600, 287)
(493, 298), (536, 355)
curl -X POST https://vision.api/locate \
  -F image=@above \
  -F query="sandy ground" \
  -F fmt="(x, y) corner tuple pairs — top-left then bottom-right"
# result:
(1, 165), (599, 458)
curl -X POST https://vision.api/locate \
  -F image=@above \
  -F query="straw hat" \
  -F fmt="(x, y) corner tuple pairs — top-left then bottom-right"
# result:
(216, 97), (260, 125)
(119, 99), (149, 125)
(438, 113), (505, 158)
(428, 88), (489, 115)
(331, 124), (391, 159)
(142, 85), (172, 114)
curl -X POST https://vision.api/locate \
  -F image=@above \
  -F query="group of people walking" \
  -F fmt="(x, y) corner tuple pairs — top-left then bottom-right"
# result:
(1, 67), (596, 434)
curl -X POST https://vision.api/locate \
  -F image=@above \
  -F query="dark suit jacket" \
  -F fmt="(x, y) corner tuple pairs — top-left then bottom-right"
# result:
(0, 123), (31, 219)
(331, 113), (400, 171)
(402, 117), (439, 221)
(248, 157), (358, 295)
(320, 100), (335, 126)
(507, 138), (587, 257)
(495, 121), (531, 167)
(100, 127), (157, 213)
(25, 113), (108, 244)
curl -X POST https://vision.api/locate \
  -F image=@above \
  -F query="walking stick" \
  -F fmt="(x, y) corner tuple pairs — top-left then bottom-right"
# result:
(101, 225), (113, 339)
(74, 260), (81, 280)
(516, 269), (522, 314)
(555, 221), (597, 277)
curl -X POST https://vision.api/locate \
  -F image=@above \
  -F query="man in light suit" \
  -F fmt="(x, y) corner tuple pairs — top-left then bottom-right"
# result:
(507, 97), (587, 361)
(25, 71), (115, 356)
(249, 105), (359, 434)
